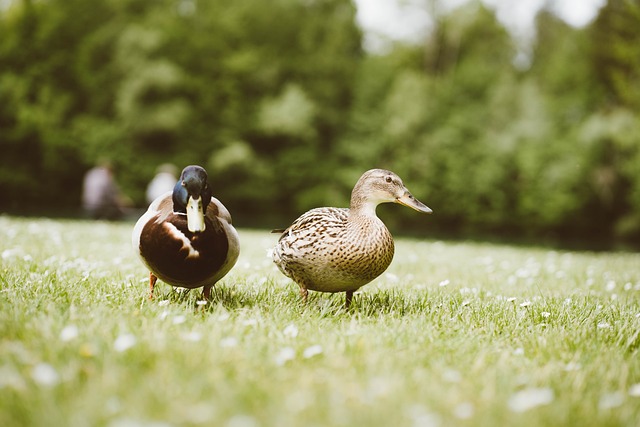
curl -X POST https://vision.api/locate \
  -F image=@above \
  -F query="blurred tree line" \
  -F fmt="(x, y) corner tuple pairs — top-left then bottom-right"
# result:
(1, 0), (639, 248)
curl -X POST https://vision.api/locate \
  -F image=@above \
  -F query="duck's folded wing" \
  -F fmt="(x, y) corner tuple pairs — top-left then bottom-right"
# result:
(207, 196), (234, 224)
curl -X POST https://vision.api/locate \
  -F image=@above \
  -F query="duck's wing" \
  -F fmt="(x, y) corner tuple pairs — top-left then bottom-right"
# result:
(205, 196), (233, 224)
(272, 207), (349, 235)
(146, 191), (173, 214)
(132, 191), (174, 253)
(205, 196), (240, 283)
(272, 207), (349, 277)
(278, 207), (349, 243)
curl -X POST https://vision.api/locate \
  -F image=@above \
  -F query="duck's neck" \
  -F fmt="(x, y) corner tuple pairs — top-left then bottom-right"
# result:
(348, 198), (391, 247)
(349, 198), (380, 219)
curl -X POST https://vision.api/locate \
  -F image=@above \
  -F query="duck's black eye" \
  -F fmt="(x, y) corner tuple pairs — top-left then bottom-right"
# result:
(385, 176), (393, 183)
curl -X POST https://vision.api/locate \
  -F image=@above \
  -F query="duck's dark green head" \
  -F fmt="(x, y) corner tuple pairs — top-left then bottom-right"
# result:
(172, 165), (213, 232)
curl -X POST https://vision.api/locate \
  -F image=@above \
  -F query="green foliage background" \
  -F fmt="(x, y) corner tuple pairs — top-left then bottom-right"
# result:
(1, 0), (640, 247)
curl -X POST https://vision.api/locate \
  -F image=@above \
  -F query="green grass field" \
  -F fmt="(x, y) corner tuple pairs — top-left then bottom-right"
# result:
(1, 215), (639, 426)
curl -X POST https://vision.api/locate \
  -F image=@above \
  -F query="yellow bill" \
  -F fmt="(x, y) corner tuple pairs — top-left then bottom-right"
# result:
(186, 196), (206, 232)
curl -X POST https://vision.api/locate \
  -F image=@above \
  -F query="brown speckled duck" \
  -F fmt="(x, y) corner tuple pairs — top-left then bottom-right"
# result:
(271, 169), (432, 307)
(132, 165), (239, 300)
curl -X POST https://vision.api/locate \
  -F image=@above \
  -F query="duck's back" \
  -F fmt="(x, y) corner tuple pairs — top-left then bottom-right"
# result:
(273, 207), (394, 293)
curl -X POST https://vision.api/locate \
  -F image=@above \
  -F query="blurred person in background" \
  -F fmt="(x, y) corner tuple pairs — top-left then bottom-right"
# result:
(145, 163), (178, 205)
(82, 161), (129, 220)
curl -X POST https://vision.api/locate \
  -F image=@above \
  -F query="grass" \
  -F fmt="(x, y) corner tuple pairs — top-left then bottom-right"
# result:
(0, 215), (639, 427)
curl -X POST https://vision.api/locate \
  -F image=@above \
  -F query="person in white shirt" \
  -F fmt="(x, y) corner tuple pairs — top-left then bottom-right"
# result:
(146, 163), (178, 205)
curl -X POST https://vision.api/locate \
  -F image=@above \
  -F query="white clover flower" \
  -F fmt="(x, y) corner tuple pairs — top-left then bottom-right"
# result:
(181, 331), (202, 342)
(242, 318), (258, 327)
(114, 334), (137, 352)
(508, 387), (554, 412)
(406, 406), (440, 427)
(275, 347), (295, 366)
(220, 337), (238, 348)
(541, 312), (551, 318)
(172, 315), (186, 325)
(439, 279), (450, 287)
(60, 325), (79, 342)
(564, 362), (581, 371)
(1, 249), (16, 259)
(225, 414), (259, 427)
(453, 402), (474, 419)
(283, 324), (299, 338)
(31, 363), (60, 387)
(302, 345), (323, 359)
(442, 369), (462, 383)
(599, 392), (624, 409)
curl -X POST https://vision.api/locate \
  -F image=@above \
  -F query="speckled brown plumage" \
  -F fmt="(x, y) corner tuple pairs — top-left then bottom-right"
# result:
(272, 169), (432, 307)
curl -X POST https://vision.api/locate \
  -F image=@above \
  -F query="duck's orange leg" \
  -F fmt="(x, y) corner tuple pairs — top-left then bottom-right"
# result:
(149, 272), (158, 299)
(345, 291), (354, 309)
(299, 286), (309, 303)
(203, 285), (213, 301)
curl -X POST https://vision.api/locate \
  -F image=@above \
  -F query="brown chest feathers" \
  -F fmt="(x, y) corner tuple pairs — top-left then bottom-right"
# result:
(274, 209), (395, 293)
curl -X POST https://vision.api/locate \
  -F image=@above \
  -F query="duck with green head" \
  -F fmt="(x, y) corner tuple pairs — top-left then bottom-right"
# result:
(132, 165), (240, 300)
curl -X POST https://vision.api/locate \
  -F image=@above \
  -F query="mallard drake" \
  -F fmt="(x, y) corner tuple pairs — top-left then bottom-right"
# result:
(272, 169), (432, 308)
(132, 165), (240, 300)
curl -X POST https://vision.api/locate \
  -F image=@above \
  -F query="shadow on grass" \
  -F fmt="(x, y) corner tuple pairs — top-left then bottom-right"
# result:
(148, 280), (300, 312)
(147, 280), (449, 318)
